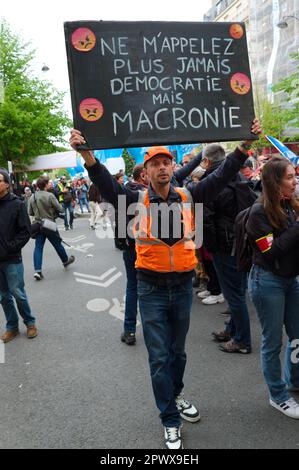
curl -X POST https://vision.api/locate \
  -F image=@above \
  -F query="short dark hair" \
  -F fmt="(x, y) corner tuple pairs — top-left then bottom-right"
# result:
(115, 172), (124, 182)
(36, 176), (49, 190)
(132, 164), (144, 181)
(0, 168), (11, 185)
(203, 144), (225, 162)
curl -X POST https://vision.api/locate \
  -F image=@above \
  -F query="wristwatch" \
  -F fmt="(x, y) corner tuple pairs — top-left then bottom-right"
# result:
(239, 142), (252, 151)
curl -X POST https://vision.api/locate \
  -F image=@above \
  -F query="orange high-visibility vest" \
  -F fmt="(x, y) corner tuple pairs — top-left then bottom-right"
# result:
(134, 187), (197, 273)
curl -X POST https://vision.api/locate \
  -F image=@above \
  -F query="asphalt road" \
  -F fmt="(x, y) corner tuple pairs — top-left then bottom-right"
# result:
(0, 216), (298, 449)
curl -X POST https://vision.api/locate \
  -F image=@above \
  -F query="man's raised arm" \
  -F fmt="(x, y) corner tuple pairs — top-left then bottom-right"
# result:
(173, 151), (203, 185)
(188, 118), (262, 203)
(69, 129), (138, 207)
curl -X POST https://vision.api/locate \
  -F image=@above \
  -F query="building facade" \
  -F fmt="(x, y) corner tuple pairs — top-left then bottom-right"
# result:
(204, 0), (299, 102)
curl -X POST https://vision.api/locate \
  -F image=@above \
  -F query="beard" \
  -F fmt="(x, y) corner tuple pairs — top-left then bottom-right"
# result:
(157, 174), (170, 184)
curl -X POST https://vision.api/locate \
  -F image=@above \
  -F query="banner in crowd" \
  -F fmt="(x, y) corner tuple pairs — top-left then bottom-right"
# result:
(93, 149), (125, 174)
(65, 21), (257, 150)
(128, 143), (201, 164)
(67, 155), (87, 177)
(265, 135), (299, 166)
(65, 144), (201, 177)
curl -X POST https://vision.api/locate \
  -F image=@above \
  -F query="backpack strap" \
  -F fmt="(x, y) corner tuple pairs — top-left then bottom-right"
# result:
(33, 193), (42, 220)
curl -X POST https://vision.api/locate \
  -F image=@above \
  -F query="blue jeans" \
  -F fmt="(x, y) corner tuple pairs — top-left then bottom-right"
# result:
(78, 197), (90, 213)
(34, 232), (68, 271)
(62, 202), (74, 228)
(122, 248), (138, 333)
(248, 265), (299, 403)
(213, 253), (251, 347)
(137, 278), (193, 427)
(0, 262), (35, 331)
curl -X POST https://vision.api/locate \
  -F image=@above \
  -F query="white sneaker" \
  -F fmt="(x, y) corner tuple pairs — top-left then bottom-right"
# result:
(164, 426), (183, 449)
(197, 290), (211, 299)
(202, 294), (225, 305)
(33, 272), (43, 281)
(175, 394), (201, 422)
(270, 397), (299, 419)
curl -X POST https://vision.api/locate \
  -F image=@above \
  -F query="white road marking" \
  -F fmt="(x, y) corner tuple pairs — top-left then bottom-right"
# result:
(75, 271), (122, 288)
(63, 235), (87, 243)
(109, 298), (125, 321)
(74, 267), (117, 281)
(86, 296), (140, 325)
(87, 298), (110, 312)
(66, 243), (94, 253)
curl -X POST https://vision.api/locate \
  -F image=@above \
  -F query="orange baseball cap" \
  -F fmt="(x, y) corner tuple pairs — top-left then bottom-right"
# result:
(144, 146), (174, 164)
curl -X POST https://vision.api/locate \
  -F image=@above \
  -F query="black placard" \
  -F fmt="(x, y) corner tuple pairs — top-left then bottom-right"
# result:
(64, 21), (257, 150)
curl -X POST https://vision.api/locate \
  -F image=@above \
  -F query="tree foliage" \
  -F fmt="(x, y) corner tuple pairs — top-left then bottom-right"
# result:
(272, 52), (299, 131)
(122, 148), (135, 176)
(254, 98), (289, 148)
(253, 53), (299, 149)
(0, 20), (71, 169)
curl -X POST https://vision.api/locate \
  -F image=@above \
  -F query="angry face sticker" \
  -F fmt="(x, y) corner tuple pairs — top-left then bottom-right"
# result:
(72, 28), (96, 52)
(230, 73), (251, 95)
(79, 98), (104, 122)
(229, 24), (244, 39)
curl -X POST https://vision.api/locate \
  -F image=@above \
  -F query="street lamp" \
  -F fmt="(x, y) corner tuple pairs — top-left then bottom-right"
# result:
(41, 64), (50, 72)
(276, 15), (299, 28)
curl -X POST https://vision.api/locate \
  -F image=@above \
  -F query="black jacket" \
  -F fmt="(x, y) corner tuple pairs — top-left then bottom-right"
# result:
(0, 192), (31, 264)
(172, 151), (203, 187)
(88, 184), (102, 203)
(114, 179), (147, 250)
(201, 161), (250, 254)
(87, 147), (247, 208)
(86, 147), (248, 284)
(246, 201), (299, 278)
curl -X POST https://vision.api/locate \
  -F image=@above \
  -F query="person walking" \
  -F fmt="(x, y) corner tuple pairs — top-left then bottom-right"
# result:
(76, 178), (90, 213)
(57, 176), (75, 230)
(247, 157), (299, 418)
(198, 144), (257, 353)
(0, 169), (37, 343)
(114, 163), (148, 346)
(70, 118), (261, 449)
(88, 183), (101, 229)
(28, 177), (75, 280)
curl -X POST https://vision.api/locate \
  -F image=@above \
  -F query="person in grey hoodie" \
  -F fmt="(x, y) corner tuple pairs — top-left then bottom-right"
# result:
(28, 176), (75, 280)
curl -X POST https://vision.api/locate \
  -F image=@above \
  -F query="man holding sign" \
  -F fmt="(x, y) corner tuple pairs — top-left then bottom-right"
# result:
(65, 21), (257, 150)
(70, 118), (261, 449)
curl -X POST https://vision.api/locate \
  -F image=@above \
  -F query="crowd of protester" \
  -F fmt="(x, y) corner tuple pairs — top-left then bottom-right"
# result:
(1, 125), (299, 449)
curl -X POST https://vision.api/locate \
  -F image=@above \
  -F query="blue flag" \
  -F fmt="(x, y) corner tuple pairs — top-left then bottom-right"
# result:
(265, 135), (299, 165)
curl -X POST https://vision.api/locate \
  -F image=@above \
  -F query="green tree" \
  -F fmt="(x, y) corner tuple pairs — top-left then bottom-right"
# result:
(254, 97), (289, 148)
(122, 148), (135, 175)
(272, 52), (299, 131)
(0, 20), (71, 169)
(253, 53), (299, 149)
